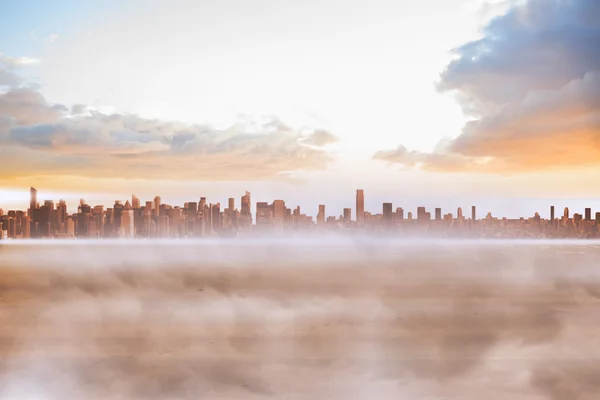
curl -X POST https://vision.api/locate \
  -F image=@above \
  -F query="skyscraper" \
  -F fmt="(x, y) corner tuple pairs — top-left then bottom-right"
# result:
(457, 207), (463, 219)
(241, 192), (251, 217)
(585, 208), (591, 221)
(343, 208), (351, 223)
(471, 206), (476, 221)
(550, 206), (555, 222)
(154, 196), (161, 217)
(132, 195), (140, 209)
(317, 204), (325, 225)
(356, 190), (364, 224)
(29, 187), (37, 212)
(122, 201), (135, 238)
(435, 208), (442, 221)
(273, 200), (286, 230)
(228, 198), (235, 211)
(383, 203), (393, 227)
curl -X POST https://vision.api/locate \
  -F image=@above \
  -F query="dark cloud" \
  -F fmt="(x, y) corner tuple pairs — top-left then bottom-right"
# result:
(375, 0), (600, 173)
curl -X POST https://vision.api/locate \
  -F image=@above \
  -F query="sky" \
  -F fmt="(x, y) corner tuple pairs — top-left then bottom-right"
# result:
(0, 0), (599, 218)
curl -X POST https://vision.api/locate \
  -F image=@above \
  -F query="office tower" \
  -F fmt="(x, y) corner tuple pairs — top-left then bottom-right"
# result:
(132, 195), (140, 209)
(121, 201), (134, 237)
(256, 202), (273, 226)
(273, 200), (286, 230)
(396, 207), (404, 220)
(585, 208), (591, 221)
(228, 198), (235, 211)
(22, 216), (31, 238)
(241, 192), (251, 216)
(550, 206), (555, 222)
(343, 208), (351, 223)
(356, 190), (364, 224)
(383, 203), (393, 227)
(113, 201), (124, 232)
(317, 204), (326, 225)
(417, 207), (427, 221)
(199, 197), (207, 209)
(471, 206), (476, 221)
(154, 196), (161, 217)
(30, 187), (37, 213)
(596, 212), (600, 225)
(210, 203), (221, 234)
(187, 202), (198, 215)
(435, 208), (442, 221)
(457, 207), (463, 219)
(564, 207), (569, 219)
(407, 212), (413, 220)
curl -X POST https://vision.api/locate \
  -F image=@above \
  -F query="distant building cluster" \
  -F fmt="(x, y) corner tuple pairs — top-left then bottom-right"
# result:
(1, 188), (600, 239)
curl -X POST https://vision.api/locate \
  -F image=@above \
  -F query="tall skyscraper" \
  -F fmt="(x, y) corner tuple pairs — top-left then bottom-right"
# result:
(383, 203), (393, 227)
(317, 204), (326, 225)
(241, 192), (251, 216)
(471, 206), (476, 221)
(121, 201), (135, 238)
(228, 198), (235, 211)
(585, 208), (591, 221)
(435, 208), (442, 221)
(564, 207), (569, 219)
(154, 196), (161, 217)
(29, 187), (37, 214)
(550, 206), (555, 222)
(457, 207), (463, 219)
(356, 190), (364, 224)
(417, 207), (427, 221)
(273, 200), (286, 230)
(132, 195), (140, 209)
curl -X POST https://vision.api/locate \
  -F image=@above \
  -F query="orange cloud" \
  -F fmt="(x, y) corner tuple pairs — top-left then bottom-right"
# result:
(375, 0), (600, 174)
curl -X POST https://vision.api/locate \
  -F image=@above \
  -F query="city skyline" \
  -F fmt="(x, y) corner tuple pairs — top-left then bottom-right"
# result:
(2, 186), (600, 240)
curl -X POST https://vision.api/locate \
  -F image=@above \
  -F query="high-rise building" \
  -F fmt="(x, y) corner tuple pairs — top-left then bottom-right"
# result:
(228, 198), (235, 211)
(435, 208), (442, 221)
(30, 187), (37, 214)
(317, 205), (326, 225)
(471, 206), (476, 221)
(585, 208), (592, 221)
(417, 207), (427, 221)
(457, 207), (463, 219)
(154, 196), (161, 217)
(564, 207), (569, 219)
(122, 201), (135, 238)
(241, 192), (251, 217)
(256, 202), (272, 226)
(132, 195), (140, 209)
(273, 200), (286, 230)
(550, 206), (555, 222)
(343, 208), (351, 223)
(396, 207), (404, 221)
(356, 190), (364, 225)
(383, 203), (393, 227)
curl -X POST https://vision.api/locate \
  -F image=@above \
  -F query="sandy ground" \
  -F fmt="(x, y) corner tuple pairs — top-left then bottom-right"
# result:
(1, 239), (600, 400)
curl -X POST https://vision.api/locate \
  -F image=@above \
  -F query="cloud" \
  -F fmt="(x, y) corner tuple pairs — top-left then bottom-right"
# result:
(300, 129), (339, 147)
(0, 87), (337, 181)
(0, 53), (41, 90)
(374, 0), (600, 174)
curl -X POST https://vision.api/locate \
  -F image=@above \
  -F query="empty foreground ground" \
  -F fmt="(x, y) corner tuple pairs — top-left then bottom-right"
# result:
(1, 239), (600, 400)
